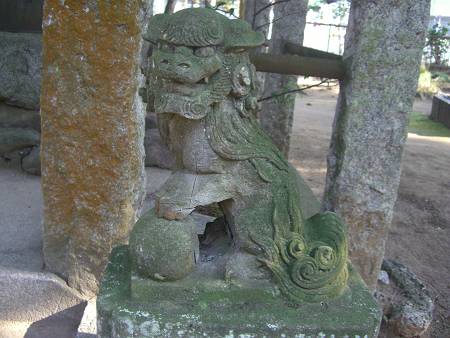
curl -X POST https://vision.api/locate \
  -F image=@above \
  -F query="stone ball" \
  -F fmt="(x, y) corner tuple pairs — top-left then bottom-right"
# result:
(129, 209), (199, 281)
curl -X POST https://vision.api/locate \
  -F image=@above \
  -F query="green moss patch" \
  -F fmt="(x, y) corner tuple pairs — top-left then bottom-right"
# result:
(408, 112), (450, 137)
(98, 246), (382, 338)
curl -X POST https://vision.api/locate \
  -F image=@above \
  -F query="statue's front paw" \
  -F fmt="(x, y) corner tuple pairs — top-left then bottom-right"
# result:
(155, 199), (194, 220)
(129, 208), (199, 281)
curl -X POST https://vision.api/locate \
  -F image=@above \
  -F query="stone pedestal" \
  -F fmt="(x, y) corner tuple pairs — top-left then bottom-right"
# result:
(98, 245), (381, 338)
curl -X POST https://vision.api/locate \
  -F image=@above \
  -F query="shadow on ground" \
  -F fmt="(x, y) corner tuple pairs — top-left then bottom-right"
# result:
(24, 303), (86, 338)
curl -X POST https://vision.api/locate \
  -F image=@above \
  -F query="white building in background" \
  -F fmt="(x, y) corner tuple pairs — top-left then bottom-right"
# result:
(303, 2), (349, 56)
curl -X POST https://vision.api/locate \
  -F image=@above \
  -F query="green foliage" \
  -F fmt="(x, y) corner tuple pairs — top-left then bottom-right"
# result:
(417, 65), (450, 98)
(432, 71), (450, 84)
(209, 0), (236, 17)
(425, 24), (449, 65)
(308, 0), (328, 12)
(214, 0), (233, 7)
(408, 112), (450, 137)
(308, 0), (349, 15)
(332, 1), (349, 20)
(417, 66), (440, 97)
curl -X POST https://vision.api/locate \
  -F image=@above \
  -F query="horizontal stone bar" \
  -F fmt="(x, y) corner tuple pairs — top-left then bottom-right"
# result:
(250, 52), (345, 79)
(283, 42), (342, 60)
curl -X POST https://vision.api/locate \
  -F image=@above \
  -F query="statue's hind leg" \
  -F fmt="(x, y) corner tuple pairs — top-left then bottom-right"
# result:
(219, 193), (276, 284)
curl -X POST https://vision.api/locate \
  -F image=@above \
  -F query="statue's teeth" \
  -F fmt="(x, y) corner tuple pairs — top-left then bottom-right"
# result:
(204, 77), (209, 83)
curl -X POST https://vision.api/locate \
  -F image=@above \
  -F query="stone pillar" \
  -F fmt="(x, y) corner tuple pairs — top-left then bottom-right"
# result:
(242, 0), (271, 98)
(259, 0), (309, 157)
(41, 0), (149, 297)
(323, 0), (430, 290)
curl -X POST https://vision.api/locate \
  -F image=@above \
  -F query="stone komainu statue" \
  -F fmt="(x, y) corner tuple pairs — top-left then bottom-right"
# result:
(134, 7), (349, 303)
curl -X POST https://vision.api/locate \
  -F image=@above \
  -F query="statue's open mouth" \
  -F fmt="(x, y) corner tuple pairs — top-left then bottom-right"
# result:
(157, 69), (220, 97)
(159, 81), (205, 98)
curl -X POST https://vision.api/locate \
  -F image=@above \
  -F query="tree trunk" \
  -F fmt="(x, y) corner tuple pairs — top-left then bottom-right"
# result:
(259, 0), (309, 157)
(323, 0), (430, 290)
(165, 0), (177, 14)
(242, 0), (272, 98)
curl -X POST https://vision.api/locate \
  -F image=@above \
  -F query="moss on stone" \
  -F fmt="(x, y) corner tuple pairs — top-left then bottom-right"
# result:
(98, 245), (381, 338)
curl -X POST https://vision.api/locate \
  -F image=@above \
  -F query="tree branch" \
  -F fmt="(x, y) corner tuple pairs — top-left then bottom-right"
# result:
(213, 7), (239, 18)
(254, 0), (291, 18)
(255, 11), (304, 31)
(258, 80), (329, 102)
(306, 21), (347, 28)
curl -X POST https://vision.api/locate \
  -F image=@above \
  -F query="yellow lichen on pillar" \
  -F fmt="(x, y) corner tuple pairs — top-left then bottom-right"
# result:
(40, 0), (148, 297)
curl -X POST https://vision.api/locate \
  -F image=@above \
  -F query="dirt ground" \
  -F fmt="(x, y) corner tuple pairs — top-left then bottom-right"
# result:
(289, 86), (450, 338)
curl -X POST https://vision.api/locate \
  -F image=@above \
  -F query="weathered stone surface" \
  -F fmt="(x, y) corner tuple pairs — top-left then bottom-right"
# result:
(377, 259), (434, 337)
(0, 32), (42, 110)
(41, 1), (150, 297)
(0, 104), (41, 174)
(20, 302), (87, 338)
(0, 268), (84, 323)
(1, 306), (86, 338)
(98, 245), (381, 338)
(323, 0), (431, 289)
(140, 7), (348, 303)
(144, 128), (176, 169)
(145, 113), (158, 129)
(144, 167), (172, 195)
(0, 103), (41, 132)
(21, 145), (41, 176)
(259, 0), (308, 157)
(0, 127), (40, 155)
(129, 209), (199, 281)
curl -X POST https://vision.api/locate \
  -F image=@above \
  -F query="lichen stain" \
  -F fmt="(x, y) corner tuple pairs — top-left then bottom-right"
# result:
(41, 0), (145, 296)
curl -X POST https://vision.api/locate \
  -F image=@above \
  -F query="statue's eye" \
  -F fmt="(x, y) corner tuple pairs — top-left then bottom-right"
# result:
(194, 46), (215, 57)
